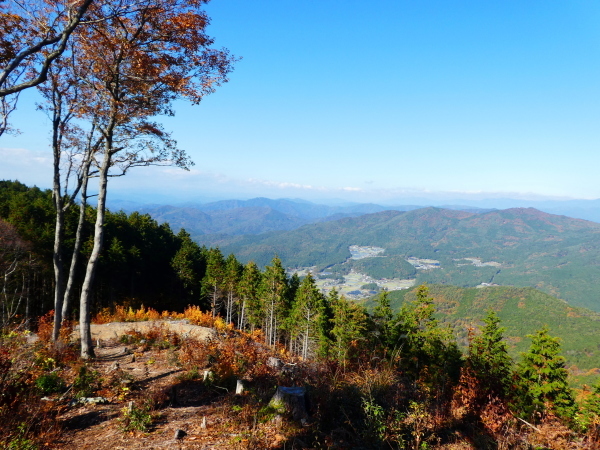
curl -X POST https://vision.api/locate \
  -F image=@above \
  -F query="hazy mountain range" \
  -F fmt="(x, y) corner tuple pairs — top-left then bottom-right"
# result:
(111, 197), (496, 237)
(108, 196), (600, 239)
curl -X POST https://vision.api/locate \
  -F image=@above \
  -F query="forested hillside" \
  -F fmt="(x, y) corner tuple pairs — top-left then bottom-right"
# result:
(5, 180), (600, 370)
(376, 285), (600, 380)
(136, 198), (411, 237)
(198, 206), (600, 311)
(132, 197), (500, 238)
(0, 180), (208, 324)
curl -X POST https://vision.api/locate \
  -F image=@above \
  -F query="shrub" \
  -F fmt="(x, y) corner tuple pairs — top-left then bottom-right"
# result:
(35, 372), (65, 395)
(0, 336), (62, 449)
(119, 402), (153, 432)
(180, 330), (270, 383)
(119, 324), (181, 350)
(94, 305), (165, 323)
(72, 365), (101, 398)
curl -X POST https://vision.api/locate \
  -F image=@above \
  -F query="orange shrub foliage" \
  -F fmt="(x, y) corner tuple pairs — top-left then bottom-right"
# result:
(0, 331), (63, 448)
(92, 304), (238, 331)
(120, 324), (181, 350)
(93, 305), (185, 323)
(180, 330), (272, 382)
(36, 310), (54, 342)
(181, 305), (213, 327)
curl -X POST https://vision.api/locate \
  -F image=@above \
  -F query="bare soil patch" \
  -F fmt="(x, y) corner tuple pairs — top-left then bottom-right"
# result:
(72, 320), (215, 342)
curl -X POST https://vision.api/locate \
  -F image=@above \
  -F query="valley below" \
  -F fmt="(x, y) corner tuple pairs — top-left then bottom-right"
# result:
(197, 206), (600, 311)
(288, 245), (504, 299)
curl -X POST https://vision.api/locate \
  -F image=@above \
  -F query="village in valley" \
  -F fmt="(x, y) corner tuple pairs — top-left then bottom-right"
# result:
(286, 245), (502, 299)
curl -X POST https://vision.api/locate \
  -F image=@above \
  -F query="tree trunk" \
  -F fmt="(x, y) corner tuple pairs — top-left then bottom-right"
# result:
(25, 266), (30, 330)
(238, 299), (246, 330)
(62, 154), (92, 321)
(51, 106), (65, 342)
(211, 285), (219, 318)
(51, 202), (64, 341)
(78, 149), (110, 359)
(269, 387), (308, 421)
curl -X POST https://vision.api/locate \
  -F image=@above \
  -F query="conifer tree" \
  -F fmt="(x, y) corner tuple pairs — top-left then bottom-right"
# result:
(223, 253), (242, 325)
(171, 229), (205, 305)
(515, 326), (576, 422)
(288, 272), (301, 305)
(237, 261), (262, 331)
(289, 273), (328, 359)
(395, 285), (462, 385)
(202, 247), (225, 317)
(371, 290), (393, 348)
(330, 289), (368, 363)
(319, 287), (335, 357)
(260, 256), (288, 346)
(467, 310), (513, 397)
(581, 380), (600, 436)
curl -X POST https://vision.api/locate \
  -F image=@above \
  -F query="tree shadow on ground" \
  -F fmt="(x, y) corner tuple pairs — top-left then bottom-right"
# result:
(62, 408), (119, 431)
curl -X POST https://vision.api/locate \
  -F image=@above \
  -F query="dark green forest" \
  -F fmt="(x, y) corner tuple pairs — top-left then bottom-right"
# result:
(0, 180), (207, 324)
(370, 285), (600, 384)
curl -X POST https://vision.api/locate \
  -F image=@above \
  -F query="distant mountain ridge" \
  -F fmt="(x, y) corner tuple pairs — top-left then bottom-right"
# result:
(184, 197), (389, 218)
(109, 195), (600, 225)
(138, 205), (308, 236)
(129, 197), (494, 237)
(195, 206), (600, 312)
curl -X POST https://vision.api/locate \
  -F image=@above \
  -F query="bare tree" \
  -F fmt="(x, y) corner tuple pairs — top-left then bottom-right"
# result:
(37, 57), (103, 342)
(0, 87), (19, 136)
(0, 218), (35, 329)
(67, 0), (235, 358)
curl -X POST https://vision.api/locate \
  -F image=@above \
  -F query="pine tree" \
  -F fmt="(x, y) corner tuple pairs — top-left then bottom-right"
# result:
(171, 229), (205, 305)
(467, 310), (513, 397)
(581, 380), (600, 436)
(288, 272), (301, 303)
(289, 274), (328, 359)
(223, 253), (242, 325)
(202, 247), (225, 317)
(319, 287), (334, 358)
(515, 326), (576, 422)
(371, 290), (393, 349)
(395, 285), (462, 386)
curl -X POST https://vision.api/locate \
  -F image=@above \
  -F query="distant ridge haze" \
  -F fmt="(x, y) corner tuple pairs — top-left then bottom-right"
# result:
(116, 197), (503, 237)
(109, 196), (600, 234)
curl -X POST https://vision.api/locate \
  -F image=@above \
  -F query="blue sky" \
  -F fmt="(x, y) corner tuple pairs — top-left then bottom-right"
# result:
(2, 0), (600, 205)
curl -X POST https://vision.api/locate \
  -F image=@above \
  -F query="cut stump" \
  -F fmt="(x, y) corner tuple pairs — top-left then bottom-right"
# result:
(269, 386), (308, 421)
